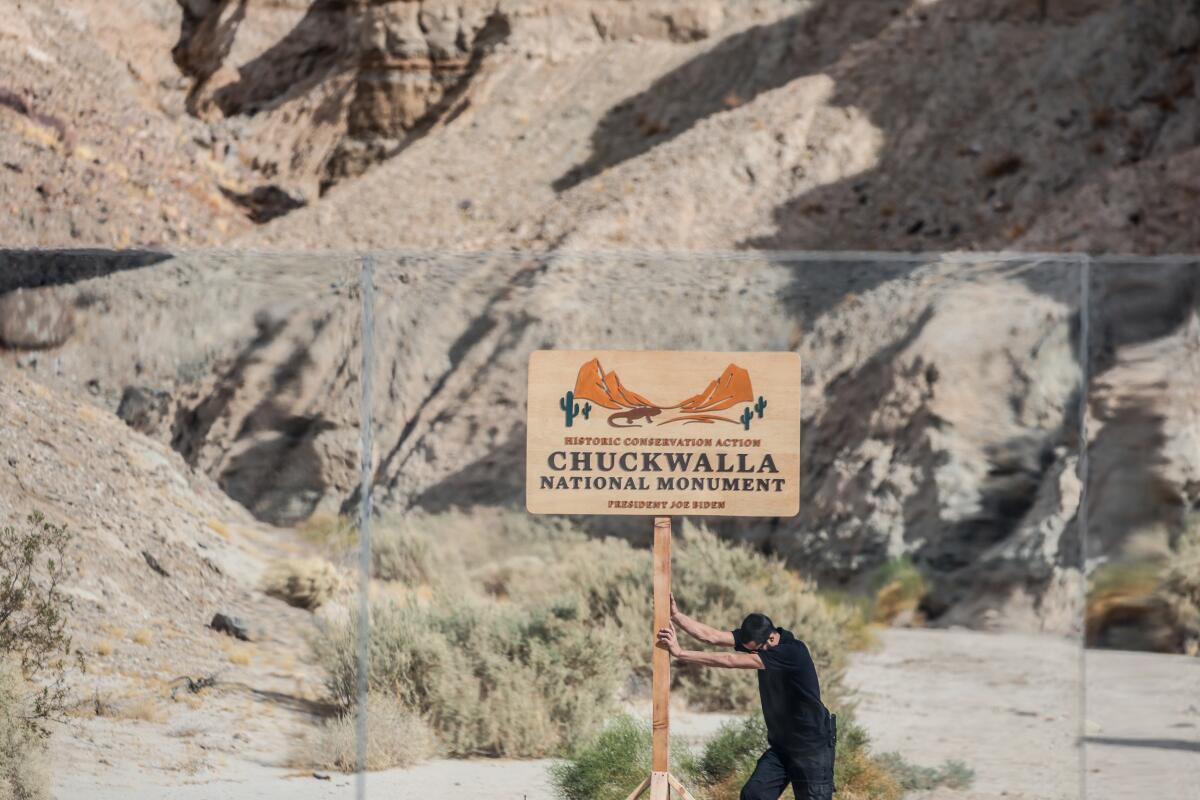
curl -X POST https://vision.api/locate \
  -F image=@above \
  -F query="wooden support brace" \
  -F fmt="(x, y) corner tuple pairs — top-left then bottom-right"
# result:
(622, 775), (651, 800)
(668, 772), (699, 800)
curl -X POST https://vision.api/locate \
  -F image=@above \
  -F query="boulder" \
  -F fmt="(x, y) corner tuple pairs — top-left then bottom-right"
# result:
(209, 612), (251, 641)
(0, 288), (75, 349)
(117, 387), (173, 436)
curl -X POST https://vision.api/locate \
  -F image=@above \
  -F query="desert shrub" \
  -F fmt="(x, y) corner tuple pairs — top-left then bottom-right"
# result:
(829, 717), (902, 800)
(262, 557), (341, 610)
(362, 510), (857, 713)
(873, 751), (974, 792)
(310, 595), (625, 757)
(549, 713), (694, 800)
(370, 510), (471, 586)
(556, 711), (928, 800)
(327, 509), (858, 759)
(298, 512), (359, 551)
(291, 694), (437, 772)
(1086, 558), (1166, 646)
(0, 512), (78, 725)
(0, 659), (50, 800)
(687, 713), (771, 789)
(868, 556), (926, 625)
(1157, 517), (1200, 655)
(470, 514), (857, 712)
(370, 508), (579, 587)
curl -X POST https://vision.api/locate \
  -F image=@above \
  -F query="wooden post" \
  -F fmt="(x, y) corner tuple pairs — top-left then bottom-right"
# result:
(625, 516), (695, 800)
(651, 516), (672, 799)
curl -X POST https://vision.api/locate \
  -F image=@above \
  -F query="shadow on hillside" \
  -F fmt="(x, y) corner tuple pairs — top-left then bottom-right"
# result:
(0, 250), (171, 293)
(560, 0), (1195, 252)
(553, 1), (907, 192)
(740, 0), (1196, 253)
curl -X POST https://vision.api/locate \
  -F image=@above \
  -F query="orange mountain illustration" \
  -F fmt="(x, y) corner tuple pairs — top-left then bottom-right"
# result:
(573, 358), (659, 409)
(676, 363), (754, 412)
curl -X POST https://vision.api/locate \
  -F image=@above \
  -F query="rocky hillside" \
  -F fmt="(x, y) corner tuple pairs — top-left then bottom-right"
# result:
(2, 252), (1195, 641)
(1, 0), (1198, 638)
(1, 0), (1196, 250)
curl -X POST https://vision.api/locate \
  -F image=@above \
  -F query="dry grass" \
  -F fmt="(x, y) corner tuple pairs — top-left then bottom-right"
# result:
(291, 695), (437, 772)
(132, 629), (154, 646)
(262, 557), (341, 610)
(95, 640), (115, 657)
(71, 689), (167, 724)
(227, 647), (253, 667)
(101, 624), (127, 640)
(298, 512), (358, 550)
(119, 696), (167, 723)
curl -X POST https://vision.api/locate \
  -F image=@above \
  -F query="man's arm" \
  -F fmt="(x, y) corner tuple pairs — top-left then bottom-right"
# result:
(670, 593), (735, 647)
(657, 624), (763, 669)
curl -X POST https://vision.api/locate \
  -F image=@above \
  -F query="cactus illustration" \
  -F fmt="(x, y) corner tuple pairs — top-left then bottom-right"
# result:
(582, 402), (592, 419)
(754, 396), (767, 418)
(561, 391), (581, 427)
(739, 406), (754, 430)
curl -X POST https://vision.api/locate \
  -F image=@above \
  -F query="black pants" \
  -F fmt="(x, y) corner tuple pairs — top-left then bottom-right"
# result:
(739, 747), (835, 800)
(740, 715), (837, 800)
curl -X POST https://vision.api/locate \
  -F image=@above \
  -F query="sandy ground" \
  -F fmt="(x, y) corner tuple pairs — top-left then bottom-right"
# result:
(1082, 647), (1200, 800)
(53, 627), (1199, 799)
(846, 628), (1080, 800)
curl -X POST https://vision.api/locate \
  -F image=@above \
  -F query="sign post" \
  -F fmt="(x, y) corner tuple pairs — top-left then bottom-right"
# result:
(527, 350), (801, 799)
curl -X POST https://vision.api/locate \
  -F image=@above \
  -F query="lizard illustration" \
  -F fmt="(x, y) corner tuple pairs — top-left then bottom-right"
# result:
(607, 406), (662, 428)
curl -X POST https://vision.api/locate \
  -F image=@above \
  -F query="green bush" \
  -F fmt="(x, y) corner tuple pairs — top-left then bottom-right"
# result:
(0, 512), (78, 723)
(689, 713), (962, 800)
(868, 556), (927, 625)
(1156, 514), (1200, 654)
(553, 711), (948, 800)
(873, 752), (975, 791)
(310, 595), (625, 757)
(0, 659), (49, 800)
(548, 714), (694, 800)
(687, 714), (771, 789)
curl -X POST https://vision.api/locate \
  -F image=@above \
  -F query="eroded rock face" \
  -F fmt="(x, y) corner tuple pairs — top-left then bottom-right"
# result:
(168, 0), (746, 214)
(0, 288), (76, 349)
(326, 2), (512, 189)
(171, 0), (514, 204)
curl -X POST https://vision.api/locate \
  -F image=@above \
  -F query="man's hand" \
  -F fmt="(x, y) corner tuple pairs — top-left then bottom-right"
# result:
(656, 623), (682, 657)
(669, 591), (680, 621)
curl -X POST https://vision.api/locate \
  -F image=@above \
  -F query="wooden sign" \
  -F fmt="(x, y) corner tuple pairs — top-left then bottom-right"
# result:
(526, 350), (801, 517)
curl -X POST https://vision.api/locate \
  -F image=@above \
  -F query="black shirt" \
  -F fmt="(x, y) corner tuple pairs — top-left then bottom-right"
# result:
(732, 626), (830, 755)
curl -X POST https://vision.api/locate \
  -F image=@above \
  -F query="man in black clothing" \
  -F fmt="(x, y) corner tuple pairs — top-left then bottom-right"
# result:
(657, 593), (837, 800)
